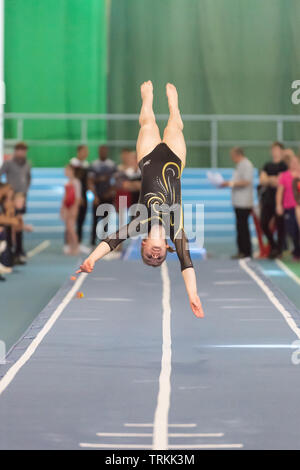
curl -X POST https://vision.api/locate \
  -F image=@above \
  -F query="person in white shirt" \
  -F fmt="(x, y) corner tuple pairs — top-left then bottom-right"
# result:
(222, 147), (254, 258)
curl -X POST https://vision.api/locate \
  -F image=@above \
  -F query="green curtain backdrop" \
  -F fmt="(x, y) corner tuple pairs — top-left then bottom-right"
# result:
(107, 0), (300, 167)
(4, 0), (107, 166)
(4, 0), (300, 168)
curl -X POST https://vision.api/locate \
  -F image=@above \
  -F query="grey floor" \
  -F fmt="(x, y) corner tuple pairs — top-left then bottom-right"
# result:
(0, 258), (300, 450)
(0, 238), (78, 352)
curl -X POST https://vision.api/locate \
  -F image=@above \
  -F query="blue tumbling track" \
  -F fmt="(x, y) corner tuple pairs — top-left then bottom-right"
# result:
(0, 258), (300, 450)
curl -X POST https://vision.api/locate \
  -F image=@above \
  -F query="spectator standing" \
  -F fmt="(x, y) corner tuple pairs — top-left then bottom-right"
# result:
(105, 149), (141, 246)
(89, 146), (117, 246)
(276, 151), (300, 260)
(259, 142), (287, 258)
(70, 145), (89, 253)
(292, 172), (300, 229)
(115, 149), (141, 209)
(222, 147), (254, 258)
(60, 165), (81, 255)
(121, 150), (142, 205)
(0, 142), (31, 263)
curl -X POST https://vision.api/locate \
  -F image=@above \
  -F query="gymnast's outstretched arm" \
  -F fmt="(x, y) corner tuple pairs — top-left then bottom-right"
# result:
(174, 231), (204, 318)
(182, 268), (204, 318)
(76, 241), (111, 273)
(76, 219), (138, 273)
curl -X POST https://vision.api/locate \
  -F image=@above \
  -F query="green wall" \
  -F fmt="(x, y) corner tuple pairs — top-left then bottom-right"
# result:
(4, 0), (300, 168)
(107, 0), (300, 168)
(4, 0), (107, 166)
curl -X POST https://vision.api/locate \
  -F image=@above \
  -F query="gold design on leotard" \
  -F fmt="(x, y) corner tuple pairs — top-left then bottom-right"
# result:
(146, 195), (165, 207)
(143, 160), (183, 235)
(144, 161), (181, 207)
(139, 215), (164, 225)
(161, 161), (181, 192)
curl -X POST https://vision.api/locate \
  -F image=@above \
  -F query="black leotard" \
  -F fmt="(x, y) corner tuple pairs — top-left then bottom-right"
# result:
(103, 143), (193, 271)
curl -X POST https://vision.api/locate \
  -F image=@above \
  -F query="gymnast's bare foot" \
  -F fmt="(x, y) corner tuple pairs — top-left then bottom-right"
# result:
(140, 80), (153, 103)
(166, 83), (179, 110)
(166, 83), (183, 128)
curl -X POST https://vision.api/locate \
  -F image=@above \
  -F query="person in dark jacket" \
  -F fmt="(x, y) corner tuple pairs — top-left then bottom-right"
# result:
(89, 146), (117, 246)
(0, 142), (31, 263)
(259, 142), (287, 258)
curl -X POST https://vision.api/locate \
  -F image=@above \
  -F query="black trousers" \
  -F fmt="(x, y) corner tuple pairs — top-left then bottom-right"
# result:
(284, 208), (300, 258)
(15, 231), (24, 256)
(260, 203), (285, 252)
(3, 227), (14, 266)
(77, 199), (87, 243)
(234, 207), (252, 257)
(0, 228), (10, 266)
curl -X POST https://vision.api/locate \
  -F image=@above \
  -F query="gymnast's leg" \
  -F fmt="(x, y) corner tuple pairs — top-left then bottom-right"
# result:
(163, 83), (186, 168)
(136, 81), (161, 162)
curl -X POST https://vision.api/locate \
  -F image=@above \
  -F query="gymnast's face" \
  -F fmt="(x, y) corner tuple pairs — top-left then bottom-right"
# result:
(141, 225), (168, 267)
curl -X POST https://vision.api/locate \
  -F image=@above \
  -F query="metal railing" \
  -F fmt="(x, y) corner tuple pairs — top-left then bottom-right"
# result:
(4, 112), (300, 167)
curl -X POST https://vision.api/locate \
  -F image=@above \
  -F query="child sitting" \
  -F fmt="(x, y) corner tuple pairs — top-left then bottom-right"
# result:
(0, 184), (19, 279)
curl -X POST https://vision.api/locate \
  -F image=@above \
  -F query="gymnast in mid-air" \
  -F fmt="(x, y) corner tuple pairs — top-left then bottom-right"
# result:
(77, 82), (204, 318)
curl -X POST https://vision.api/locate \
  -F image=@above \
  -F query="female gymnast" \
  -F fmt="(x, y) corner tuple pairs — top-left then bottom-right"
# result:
(77, 82), (204, 318)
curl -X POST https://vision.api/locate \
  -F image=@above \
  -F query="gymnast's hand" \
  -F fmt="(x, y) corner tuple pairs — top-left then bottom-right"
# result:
(189, 294), (205, 318)
(76, 258), (95, 274)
